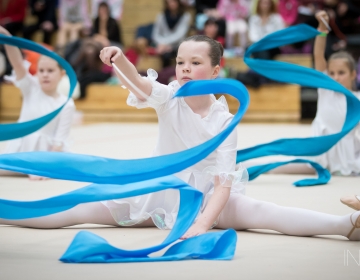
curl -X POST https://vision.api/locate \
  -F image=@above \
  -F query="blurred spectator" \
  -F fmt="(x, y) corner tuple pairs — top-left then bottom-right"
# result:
(217, 0), (249, 56)
(56, 0), (92, 56)
(92, 1), (122, 47)
(0, 0), (27, 35)
(152, 0), (191, 67)
(278, 0), (299, 26)
(67, 38), (111, 99)
(249, 0), (285, 60)
(195, 0), (226, 37)
(201, 17), (225, 46)
(23, 0), (58, 45)
(91, 0), (123, 20)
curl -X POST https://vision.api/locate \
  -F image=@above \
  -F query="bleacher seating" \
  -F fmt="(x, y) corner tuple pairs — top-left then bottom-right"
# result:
(0, 82), (300, 123)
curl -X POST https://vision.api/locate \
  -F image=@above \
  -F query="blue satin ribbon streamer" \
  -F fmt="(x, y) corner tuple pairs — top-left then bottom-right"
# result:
(0, 24), (358, 262)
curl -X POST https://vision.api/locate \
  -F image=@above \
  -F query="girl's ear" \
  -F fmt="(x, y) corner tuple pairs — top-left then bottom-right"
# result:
(351, 70), (357, 82)
(212, 65), (220, 79)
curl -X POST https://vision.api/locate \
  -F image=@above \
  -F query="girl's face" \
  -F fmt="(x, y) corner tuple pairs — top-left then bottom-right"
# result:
(259, 0), (271, 14)
(36, 56), (64, 94)
(328, 58), (356, 90)
(176, 41), (220, 86)
(167, 0), (179, 12)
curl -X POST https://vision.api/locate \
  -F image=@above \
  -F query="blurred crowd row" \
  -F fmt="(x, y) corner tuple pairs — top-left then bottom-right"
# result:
(1, 0), (360, 98)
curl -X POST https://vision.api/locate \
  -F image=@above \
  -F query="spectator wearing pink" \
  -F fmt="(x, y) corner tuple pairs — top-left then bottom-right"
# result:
(278, 0), (299, 26)
(217, 0), (249, 55)
(56, 0), (92, 55)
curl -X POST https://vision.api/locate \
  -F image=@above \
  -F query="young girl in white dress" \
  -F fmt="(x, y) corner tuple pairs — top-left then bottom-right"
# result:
(0, 32), (359, 241)
(311, 10), (360, 176)
(0, 26), (75, 180)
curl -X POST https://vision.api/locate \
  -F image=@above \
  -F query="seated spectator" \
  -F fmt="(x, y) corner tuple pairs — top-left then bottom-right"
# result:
(91, 0), (123, 20)
(0, 0), (27, 35)
(56, 0), (92, 56)
(322, 0), (360, 58)
(249, 0), (285, 60)
(217, 0), (249, 56)
(23, 0), (58, 45)
(195, 0), (226, 37)
(92, 1), (123, 48)
(278, 0), (299, 26)
(67, 38), (111, 99)
(201, 17), (225, 46)
(152, 0), (191, 68)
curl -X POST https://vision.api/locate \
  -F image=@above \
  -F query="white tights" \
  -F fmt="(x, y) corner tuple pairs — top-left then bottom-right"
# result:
(1, 197), (359, 240)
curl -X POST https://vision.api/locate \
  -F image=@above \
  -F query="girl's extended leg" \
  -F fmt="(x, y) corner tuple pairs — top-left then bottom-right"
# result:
(216, 193), (360, 241)
(0, 202), (154, 229)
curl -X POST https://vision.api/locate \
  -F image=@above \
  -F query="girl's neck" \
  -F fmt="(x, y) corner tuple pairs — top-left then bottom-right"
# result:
(184, 95), (214, 118)
(259, 11), (270, 18)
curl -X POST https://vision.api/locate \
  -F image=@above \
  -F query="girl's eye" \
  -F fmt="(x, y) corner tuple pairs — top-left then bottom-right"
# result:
(193, 62), (200, 65)
(339, 71), (345, 75)
(177, 62), (183, 65)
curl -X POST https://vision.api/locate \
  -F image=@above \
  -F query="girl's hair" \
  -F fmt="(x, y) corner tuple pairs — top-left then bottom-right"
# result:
(256, 0), (278, 15)
(329, 51), (356, 73)
(181, 35), (224, 66)
(38, 55), (63, 71)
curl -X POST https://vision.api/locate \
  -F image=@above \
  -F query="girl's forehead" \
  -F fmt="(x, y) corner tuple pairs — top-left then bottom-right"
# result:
(38, 56), (58, 67)
(328, 58), (350, 69)
(178, 41), (209, 55)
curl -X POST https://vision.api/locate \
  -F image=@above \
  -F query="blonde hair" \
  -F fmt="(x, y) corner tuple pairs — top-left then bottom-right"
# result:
(328, 51), (357, 90)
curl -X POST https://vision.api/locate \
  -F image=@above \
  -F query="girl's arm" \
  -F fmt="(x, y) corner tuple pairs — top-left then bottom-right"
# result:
(181, 177), (231, 240)
(99, 46), (152, 101)
(181, 125), (237, 239)
(313, 11), (329, 72)
(0, 26), (26, 80)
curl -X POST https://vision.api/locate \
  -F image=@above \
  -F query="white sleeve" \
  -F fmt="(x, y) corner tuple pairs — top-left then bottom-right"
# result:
(126, 69), (172, 111)
(13, 73), (38, 100)
(52, 101), (75, 148)
(248, 15), (261, 43)
(215, 125), (237, 173)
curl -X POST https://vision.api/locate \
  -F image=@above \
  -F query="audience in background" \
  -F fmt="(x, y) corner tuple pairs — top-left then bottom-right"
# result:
(0, 0), (27, 36)
(56, 0), (92, 56)
(23, 0), (58, 45)
(249, 0), (285, 60)
(2, 0), (360, 101)
(217, 0), (249, 55)
(152, 0), (191, 68)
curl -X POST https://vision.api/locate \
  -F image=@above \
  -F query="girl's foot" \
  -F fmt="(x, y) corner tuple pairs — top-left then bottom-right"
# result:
(340, 195), (360, 211)
(347, 212), (360, 241)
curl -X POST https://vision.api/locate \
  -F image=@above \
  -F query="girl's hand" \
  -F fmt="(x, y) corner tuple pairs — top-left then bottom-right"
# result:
(29, 175), (49, 181)
(99, 47), (123, 66)
(180, 222), (208, 240)
(0, 25), (11, 36)
(315, 11), (329, 32)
